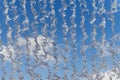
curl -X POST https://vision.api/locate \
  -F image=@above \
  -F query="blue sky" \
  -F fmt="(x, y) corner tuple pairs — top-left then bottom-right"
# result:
(0, 0), (120, 80)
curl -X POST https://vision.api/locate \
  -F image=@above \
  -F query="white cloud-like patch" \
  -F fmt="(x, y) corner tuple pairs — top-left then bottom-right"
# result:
(88, 67), (120, 80)
(0, 46), (11, 61)
(91, 40), (120, 57)
(0, 35), (55, 62)
(96, 42), (112, 57)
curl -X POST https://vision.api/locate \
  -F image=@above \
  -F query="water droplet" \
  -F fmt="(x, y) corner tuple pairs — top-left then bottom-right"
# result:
(90, 16), (96, 24)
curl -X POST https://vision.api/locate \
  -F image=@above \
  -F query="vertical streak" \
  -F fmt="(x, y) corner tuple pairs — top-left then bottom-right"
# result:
(19, 0), (29, 33)
(79, 0), (88, 77)
(30, 0), (40, 62)
(59, 0), (70, 53)
(3, 0), (16, 80)
(49, 0), (58, 63)
(49, 1), (59, 79)
(70, 0), (77, 59)
(40, 0), (49, 37)
(9, 0), (23, 79)
(0, 24), (6, 80)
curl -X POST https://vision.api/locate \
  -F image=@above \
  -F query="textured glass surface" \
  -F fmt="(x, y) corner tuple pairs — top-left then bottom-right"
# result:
(0, 0), (120, 80)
